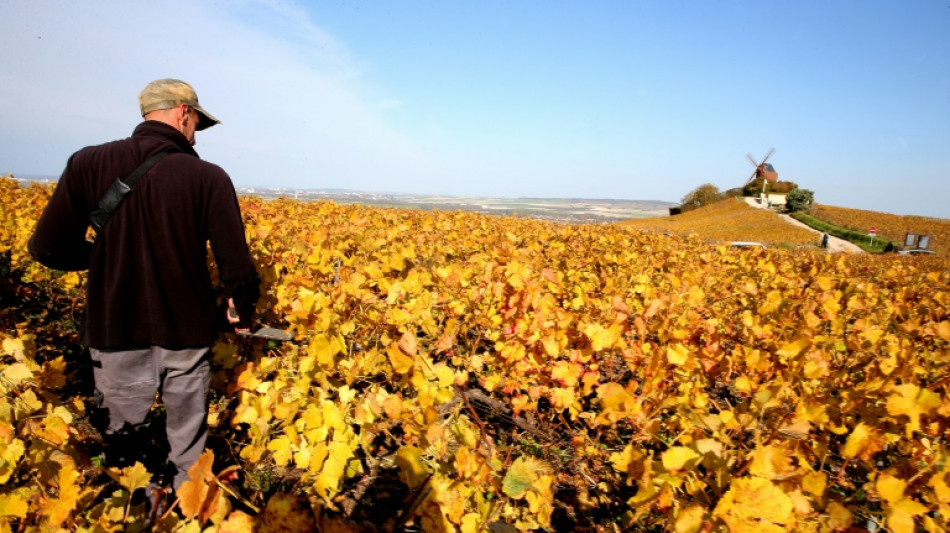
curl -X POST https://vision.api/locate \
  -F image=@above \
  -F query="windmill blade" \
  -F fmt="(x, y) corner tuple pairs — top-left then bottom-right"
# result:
(747, 153), (758, 166)
(762, 147), (775, 163)
(745, 169), (758, 184)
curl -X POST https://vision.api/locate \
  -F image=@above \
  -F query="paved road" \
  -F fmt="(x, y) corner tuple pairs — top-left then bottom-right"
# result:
(743, 197), (864, 254)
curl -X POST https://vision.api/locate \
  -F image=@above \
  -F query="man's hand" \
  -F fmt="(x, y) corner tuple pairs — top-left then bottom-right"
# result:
(227, 298), (250, 333)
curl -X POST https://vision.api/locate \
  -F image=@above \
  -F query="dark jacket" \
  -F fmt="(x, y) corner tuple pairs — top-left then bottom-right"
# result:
(29, 121), (261, 349)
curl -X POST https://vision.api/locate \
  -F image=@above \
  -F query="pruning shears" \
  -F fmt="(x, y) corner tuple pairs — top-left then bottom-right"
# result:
(227, 302), (294, 342)
(237, 326), (294, 342)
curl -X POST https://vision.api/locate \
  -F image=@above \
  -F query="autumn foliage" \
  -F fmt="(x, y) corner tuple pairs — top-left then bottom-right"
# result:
(1, 176), (950, 532)
(621, 196), (820, 247)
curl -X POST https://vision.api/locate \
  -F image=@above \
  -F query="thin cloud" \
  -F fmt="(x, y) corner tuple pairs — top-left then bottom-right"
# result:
(0, 0), (434, 191)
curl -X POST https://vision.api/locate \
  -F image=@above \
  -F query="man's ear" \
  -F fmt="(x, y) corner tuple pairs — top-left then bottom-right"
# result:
(178, 104), (191, 125)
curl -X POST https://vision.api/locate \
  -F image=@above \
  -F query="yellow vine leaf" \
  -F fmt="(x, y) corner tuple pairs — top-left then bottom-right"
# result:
(551, 361), (582, 387)
(13, 389), (43, 419)
(713, 477), (796, 532)
(876, 473), (906, 504)
(0, 493), (27, 519)
(43, 458), (81, 527)
(885, 498), (928, 533)
(748, 445), (789, 480)
(886, 383), (941, 437)
(667, 344), (689, 366)
(387, 342), (414, 374)
(502, 456), (551, 500)
(307, 334), (344, 368)
(776, 337), (809, 361)
(34, 411), (71, 446)
(583, 323), (620, 351)
(395, 446), (428, 490)
(825, 501), (852, 530)
(841, 421), (887, 460)
(109, 462), (151, 494)
(758, 291), (783, 314)
(294, 441), (311, 470)
(524, 473), (554, 526)
(930, 471), (950, 504)
(937, 320), (950, 341)
(322, 401), (347, 433)
(1, 363), (33, 387)
(541, 335), (559, 357)
(841, 422), (871, 459)
(397, 330), (418, 356)
(178, 449), (222, 521)
(314, 440), (356, 499)
(662, 446), (699, 472)
(460, 513), (481, 533)
(267, 436), (294, 467)
(433, 363), (456, 388)
(216, 510), (257, 532)
(259, 492), (315, 533)
(674, 505), (706, 533)
(453, 446), (480, 480)
(733, 376), (753, 394)
(594, 382), (641, 425)
(41, 356), (67, 390)
(1, 338), (27, 359)
(0, 437), (24, 484)
(801, 471), (827, 500)
(874, 472), (930, 533)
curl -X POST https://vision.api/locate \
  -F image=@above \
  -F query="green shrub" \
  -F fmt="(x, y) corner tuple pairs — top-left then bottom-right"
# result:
(786, 189), (814, 212)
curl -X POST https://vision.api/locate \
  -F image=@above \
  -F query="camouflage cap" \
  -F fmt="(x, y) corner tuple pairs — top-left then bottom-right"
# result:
(138, 78), (220, 131)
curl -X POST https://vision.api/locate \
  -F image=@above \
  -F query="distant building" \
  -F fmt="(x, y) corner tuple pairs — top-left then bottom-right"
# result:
(764, 193), (787, 207)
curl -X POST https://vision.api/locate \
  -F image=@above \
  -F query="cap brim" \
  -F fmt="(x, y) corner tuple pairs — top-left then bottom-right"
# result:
(194, 105), (220, 131)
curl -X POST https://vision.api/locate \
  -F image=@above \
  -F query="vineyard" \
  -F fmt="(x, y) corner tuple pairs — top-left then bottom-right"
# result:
(808, 205), (950, 256)
(619, 198), (820, 248)
(2, 175), (950, 532)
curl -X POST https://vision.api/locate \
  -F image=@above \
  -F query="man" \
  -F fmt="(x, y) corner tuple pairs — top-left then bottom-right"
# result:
(29, 79), (261, 491)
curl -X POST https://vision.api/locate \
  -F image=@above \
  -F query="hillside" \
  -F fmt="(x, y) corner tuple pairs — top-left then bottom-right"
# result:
(618, 197), (819, 247)
(2, 178), (950, 531)
(810, 204), (949, 255)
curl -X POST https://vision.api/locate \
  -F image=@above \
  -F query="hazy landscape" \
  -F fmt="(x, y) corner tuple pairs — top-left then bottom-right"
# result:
(237, 186), (675, 223)
(12, 177), (675, 223)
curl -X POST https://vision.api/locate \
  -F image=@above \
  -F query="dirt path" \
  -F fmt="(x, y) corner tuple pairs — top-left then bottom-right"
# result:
(743, 197), (863, 254)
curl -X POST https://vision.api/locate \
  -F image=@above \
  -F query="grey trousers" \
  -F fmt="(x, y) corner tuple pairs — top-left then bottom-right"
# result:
(90, 346), (211, 490)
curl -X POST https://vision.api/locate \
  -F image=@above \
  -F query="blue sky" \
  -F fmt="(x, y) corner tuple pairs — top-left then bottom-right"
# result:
(1, 1), (947, 218)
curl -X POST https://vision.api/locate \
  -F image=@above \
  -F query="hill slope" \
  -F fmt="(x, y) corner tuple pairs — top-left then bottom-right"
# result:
(810, 204), (949, 255)
(619, 197), (819, 247)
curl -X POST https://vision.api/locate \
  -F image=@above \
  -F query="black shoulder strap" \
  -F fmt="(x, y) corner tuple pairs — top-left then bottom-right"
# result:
(124, 151), (171, 188)
(89, 151), (171, 232)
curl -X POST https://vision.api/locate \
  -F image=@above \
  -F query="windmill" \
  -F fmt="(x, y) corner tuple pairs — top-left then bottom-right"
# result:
(745, 148), (778, 185)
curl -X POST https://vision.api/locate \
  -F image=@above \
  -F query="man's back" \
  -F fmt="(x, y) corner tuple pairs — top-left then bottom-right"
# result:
(29, 78), (261, 494)
(29, 120), (260, 349)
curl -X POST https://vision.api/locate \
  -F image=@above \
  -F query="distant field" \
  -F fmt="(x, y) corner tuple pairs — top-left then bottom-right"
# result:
(810, 204), (949, 255)
(233, 185), (675, 223)
(618, 197), (819, 247)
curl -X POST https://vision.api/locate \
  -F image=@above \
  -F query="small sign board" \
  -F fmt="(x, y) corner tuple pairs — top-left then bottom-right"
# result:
(904, 233), (933, 250)
(869, 227), (877, 236)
